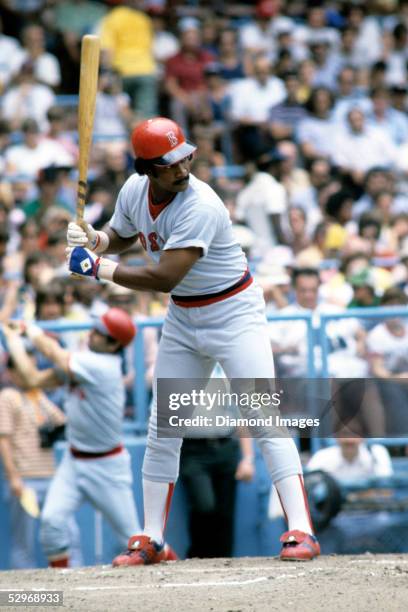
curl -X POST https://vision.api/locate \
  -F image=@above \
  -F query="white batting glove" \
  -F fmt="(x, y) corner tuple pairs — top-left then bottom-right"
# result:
(67, 222), (98, 250)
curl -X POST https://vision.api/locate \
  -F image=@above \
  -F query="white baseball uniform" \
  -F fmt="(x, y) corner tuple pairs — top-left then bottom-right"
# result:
(109, 174), (302, 485)
(40, 350), (141, 560)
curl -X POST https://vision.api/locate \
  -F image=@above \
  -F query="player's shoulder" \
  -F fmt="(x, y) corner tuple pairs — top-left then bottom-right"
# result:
(184, 175), (226, 213)
(120, 173), (148, 195)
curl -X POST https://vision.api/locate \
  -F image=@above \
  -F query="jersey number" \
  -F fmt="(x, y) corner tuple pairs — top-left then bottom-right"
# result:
(139, 231), (160, 252)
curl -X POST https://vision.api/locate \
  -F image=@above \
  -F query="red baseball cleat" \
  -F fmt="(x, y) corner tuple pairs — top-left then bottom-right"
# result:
(112, 535), (167, 567)
(279, 530), (321, 561)
(163, 543), (179, 561)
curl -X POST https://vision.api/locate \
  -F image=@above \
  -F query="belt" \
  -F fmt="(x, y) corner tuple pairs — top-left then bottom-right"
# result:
(171, 269), (253, 308)
(70, 444), (123, 459)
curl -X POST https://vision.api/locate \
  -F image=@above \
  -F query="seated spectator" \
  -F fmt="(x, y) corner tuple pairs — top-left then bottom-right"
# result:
(1, 60), (55, 131)
(150, 6), (179, 71)
(332, 65), (370, 124)
(293, 3), (340, 54)
(330, 108), (397, 188)
(5, 119), (74, 182)
(307, 436), (393, 480)
(16, 23), (61, 89)
(282, 206), (311, 255)
(164, 19), (215, 133)
(0, 15), (23, 93)
(99, 0), (157, 119)
(268, 70), (308, 141)
(94, 68), (133, 142)
(216, 27), (250, 82)
(269, 267), (367, 377)
(239, 0), (293, 58)
(307, 38), (340, 91)
(367, 287), (408, 435)
(23, 166), (74, 227)
(366, 86), (408, 146)
(229, 54), (286, 160)
(45, 106), (78, 161)
(296, 87), (335, 161)
(235, 150), (287, 252)
(274, 140), (310, 200)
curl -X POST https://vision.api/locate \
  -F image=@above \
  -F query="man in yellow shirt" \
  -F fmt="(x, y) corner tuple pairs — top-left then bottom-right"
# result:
(99, 0), (157, 119)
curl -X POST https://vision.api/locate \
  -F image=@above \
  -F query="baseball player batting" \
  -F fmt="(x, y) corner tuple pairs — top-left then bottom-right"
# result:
(66, 117), (320, 564)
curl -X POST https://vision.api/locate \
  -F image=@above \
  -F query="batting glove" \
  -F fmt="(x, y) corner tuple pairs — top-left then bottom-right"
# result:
(67, 247), (117, 281)
(67, 222), (110, 253)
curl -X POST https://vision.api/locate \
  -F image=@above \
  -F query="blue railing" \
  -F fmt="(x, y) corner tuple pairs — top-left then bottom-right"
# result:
(4, 306), (407, 433)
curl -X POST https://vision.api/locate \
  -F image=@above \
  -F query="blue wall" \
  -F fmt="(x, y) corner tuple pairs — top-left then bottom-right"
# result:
(0, 437), (284, 570)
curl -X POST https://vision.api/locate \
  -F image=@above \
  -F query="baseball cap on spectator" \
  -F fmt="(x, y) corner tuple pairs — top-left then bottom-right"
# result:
(256, 1), (278, 19)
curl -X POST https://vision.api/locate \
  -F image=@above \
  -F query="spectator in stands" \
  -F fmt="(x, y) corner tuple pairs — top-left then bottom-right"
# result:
(216, 27), (250, 82)
(45, 106), (78, 161)
(384, 22), (408, 87)
(164, 19), (215, 133)
(269, 267), (367, 377)
(342, 2), (383, 69)
(282, 206), (311, 255)
(235, 150), (287, 252)
(0, 337), (82, 569)
(0, 15), (23, 93)
(330, 108), (397, 188)
(1, 60), (55, 131)
(268, 70), (308, 141)
(274, 140), (310, 200)
(17, 23), (61, 90)
(366, 86), (408, 146)
(93, 68), (133, 143)
(307, 435), (393, 480)
(99, 0), (157, 119)
(293, 2), (339, 53)
(332, 65), (370, 123)
(230, 54), (286, 160)
(23, 166), (73, 227)
(296, 87), (335, 161)
(238, 0), (293, 58)
(4, 118), (74, 182)
(149, 6), (179, 72)
(307, 39), (340, 91)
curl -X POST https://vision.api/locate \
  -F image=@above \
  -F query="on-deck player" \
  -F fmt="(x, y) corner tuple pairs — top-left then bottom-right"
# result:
(66, 117), (320, 564)
(2, 310), (176, 566)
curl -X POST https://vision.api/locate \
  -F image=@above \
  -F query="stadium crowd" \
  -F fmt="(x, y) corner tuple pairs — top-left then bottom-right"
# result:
(0, 0), (408, 566)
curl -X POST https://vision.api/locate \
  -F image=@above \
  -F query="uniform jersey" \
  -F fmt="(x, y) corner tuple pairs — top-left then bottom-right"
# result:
(64, 350), (125, 452)
(109, 173), (247, 296)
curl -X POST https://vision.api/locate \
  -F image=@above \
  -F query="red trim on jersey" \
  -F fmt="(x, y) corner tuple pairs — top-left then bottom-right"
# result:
(70, 444), (124, 459)
(148, 185), (177, 221)
(163, 483), (175, 533)
(171, 269), (253, 307)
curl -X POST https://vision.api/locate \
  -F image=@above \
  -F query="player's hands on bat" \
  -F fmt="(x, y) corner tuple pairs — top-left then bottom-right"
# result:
(67, 246), (100, 278)
(67, 221), (98, 250)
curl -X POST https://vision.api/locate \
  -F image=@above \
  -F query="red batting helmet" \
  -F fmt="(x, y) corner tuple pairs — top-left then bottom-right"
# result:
(96, 307), (136, 347)
(131, 117), (196, 166)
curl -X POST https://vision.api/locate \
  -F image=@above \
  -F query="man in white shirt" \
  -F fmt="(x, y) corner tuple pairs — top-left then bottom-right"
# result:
(229, 55), (286, 159)
(330, 108), (397, 186)
(307, 437), (393, 480)
(5, 119), (74, 182)
(235, 150), (287, 253)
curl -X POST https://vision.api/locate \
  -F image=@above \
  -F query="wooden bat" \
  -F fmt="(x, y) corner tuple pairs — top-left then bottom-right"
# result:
(76, 34), (100, 228)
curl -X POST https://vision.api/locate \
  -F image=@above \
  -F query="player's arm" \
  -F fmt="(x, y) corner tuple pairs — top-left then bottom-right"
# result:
(2, 323), (68, 385)
(69, 246), (202, 293)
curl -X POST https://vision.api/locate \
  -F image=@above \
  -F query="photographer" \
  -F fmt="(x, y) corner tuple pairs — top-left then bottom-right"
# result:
(0, 343), (81, 569)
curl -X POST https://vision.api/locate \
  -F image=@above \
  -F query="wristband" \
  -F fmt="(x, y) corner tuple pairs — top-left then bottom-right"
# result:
(95, 257), (118, 282)
(92, 231), (110, 254)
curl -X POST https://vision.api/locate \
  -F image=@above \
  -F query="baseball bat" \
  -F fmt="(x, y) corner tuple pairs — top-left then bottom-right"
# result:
(76, 34), (100, 227)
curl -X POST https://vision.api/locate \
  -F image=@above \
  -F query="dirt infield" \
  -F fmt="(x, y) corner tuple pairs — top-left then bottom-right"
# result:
(0, 555), (407, 612)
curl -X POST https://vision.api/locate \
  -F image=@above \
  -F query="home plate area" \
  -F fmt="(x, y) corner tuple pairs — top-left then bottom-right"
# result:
(1, 555), (408, 612)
